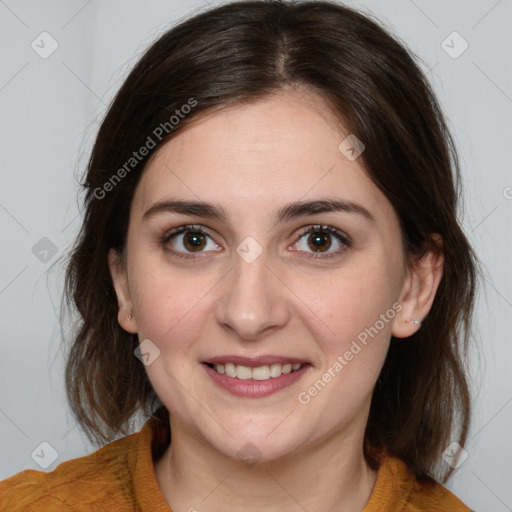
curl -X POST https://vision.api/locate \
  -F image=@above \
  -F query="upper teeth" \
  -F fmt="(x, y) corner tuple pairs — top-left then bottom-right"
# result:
(212, 362), (303, 380)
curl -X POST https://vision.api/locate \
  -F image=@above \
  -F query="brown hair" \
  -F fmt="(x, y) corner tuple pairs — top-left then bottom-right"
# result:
(64, 0), (478, 483)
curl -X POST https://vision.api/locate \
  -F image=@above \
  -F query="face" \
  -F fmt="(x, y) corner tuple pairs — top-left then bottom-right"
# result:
(110, 88), (441, 464)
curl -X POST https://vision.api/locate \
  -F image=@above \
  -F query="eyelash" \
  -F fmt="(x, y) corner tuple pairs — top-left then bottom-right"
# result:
(161, 223), (351, 261)
(295, 224), (351, 259)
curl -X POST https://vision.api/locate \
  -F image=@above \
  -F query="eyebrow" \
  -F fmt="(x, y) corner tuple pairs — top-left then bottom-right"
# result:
(142, 198), (375, 226)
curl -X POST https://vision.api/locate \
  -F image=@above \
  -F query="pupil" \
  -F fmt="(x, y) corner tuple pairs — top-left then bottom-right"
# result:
(185, 232), (206, 251)
(308, 232), (331, 252)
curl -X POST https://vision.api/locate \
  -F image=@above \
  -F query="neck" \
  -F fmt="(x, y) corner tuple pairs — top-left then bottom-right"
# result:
(154, 417), (378, 512)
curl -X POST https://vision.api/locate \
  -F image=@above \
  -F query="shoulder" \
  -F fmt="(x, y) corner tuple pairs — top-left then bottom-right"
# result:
(365, 453), (473, 512)
(406, 474), (472, 511)
(390, 457), (472, 511)
(0, 431), (141, 512)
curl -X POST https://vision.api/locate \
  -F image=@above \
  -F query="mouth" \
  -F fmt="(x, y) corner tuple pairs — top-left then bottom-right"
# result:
(202, 360), (311, 398)
(204, 361), (304, 381)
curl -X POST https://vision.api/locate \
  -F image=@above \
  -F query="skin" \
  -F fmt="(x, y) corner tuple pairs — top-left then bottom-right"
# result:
(109, 87), (444, 512)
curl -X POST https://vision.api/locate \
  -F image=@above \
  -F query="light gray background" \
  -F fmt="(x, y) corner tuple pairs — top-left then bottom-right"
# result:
(1, 1), (511, 510)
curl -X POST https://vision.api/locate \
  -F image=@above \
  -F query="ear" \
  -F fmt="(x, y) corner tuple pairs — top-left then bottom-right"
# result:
(108, 249), (138, 333)
(392, 235), (444, 338)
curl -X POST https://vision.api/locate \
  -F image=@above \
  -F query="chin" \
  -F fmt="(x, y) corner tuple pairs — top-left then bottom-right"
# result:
(206, 429), (303, 467)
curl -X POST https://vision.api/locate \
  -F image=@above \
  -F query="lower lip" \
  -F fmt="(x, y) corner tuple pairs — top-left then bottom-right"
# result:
(202, 363), (311, 398)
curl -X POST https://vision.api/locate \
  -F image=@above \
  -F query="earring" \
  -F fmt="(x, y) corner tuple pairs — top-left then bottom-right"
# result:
(409, 319), (420, 325)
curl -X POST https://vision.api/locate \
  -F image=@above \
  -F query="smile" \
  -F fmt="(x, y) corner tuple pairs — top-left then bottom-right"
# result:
(202, 362), (311, 398)
(206, 362), (303, 380)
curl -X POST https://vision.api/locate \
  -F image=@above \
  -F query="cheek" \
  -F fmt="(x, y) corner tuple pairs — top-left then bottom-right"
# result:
(292, 265), (399, 416)
(129, 260), (215, 349)
(292, 259), (400, 347)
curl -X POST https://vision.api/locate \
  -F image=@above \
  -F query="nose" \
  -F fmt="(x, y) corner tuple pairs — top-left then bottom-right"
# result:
(215, 248), (290, 341)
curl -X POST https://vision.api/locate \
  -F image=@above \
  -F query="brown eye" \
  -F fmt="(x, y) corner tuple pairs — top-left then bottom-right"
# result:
(183, 231), (207, 252)
(307, 232), (332, 252)
(290, 224), (350, 258)
(163, 225), (222, 257)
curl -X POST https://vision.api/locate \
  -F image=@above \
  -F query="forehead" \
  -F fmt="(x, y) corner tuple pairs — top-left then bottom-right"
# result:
(132, 89), (395, 224)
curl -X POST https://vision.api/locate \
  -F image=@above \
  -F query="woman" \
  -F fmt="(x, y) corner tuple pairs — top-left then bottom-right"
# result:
(0, 1), (477, 510)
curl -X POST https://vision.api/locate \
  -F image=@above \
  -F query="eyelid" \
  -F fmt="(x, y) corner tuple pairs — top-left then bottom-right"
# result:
(162, 224), (213, 242)
(295, 224), (350, 244)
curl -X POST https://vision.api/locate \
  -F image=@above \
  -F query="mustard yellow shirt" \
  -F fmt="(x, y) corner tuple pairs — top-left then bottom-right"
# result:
(0, 415), (472, 511)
